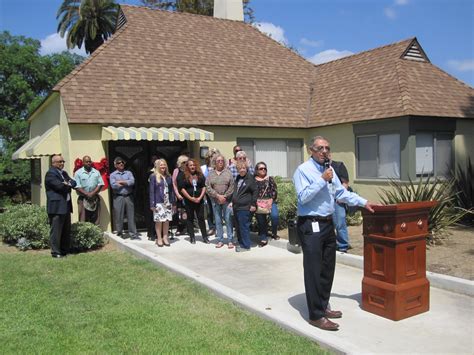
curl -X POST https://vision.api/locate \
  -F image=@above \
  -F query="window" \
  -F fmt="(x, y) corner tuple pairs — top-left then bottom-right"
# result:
(357, 133), (400, 179)
(237, 139), (303, 178)
(31, 159), (41, 184)
(416, 132), (452, 177)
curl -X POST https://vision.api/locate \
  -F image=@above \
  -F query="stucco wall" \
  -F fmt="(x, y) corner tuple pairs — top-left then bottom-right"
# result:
(455, 119), (474, 170)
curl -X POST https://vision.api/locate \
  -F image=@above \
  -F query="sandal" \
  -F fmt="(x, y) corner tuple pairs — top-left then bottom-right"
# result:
(215, 242), (224, 248)
(258, 240), (268, 248)
(228, 243), (235, 249)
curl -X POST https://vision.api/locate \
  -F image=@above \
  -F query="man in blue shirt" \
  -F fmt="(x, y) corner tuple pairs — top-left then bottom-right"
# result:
(74, 155), (104, 225)
(293, 136), (375, 331)
(110, 157), (139, 239)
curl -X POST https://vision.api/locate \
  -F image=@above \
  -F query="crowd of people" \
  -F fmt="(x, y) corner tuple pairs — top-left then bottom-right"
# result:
(44, 136), (373, 331)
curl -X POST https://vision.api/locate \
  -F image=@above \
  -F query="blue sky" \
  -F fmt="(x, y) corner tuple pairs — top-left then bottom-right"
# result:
(1, 0), (473, 86)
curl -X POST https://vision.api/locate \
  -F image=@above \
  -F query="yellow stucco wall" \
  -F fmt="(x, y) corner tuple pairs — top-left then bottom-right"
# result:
(455, 119), (474, 170)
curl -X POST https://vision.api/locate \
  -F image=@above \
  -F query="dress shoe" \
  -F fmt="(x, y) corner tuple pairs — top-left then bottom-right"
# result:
(190, 237), (196, 244)
(51, 254), (65, 258)
(308, 317), (339, 331)
(207, 229), (215, 236)
(325, 309), (342, 319)
(202, 237), (210, 244)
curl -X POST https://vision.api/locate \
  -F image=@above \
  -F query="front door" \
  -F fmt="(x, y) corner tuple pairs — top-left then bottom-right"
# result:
(108, 140), (188, 230)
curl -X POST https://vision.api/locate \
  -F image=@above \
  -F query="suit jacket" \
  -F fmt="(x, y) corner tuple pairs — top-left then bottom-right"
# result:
(232, 173), (258, 211)
(45, 167), (77, 215)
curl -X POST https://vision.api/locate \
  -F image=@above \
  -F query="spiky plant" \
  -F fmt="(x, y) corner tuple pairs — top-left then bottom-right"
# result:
(378, 175), (467, 243)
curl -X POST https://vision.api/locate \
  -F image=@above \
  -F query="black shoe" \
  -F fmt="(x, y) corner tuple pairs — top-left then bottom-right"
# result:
(52, 254), (65, 258)
(337, 248), (348, 253)
(202, 237), (210, 244)
(190, 237), (196, 244)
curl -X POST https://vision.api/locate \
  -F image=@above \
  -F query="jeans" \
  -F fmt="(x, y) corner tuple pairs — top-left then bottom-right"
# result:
(234, 209), (251, 249)
(256, 203), (280, 241)
(211, 200), (233, 243)
(334, 202), (349, 250)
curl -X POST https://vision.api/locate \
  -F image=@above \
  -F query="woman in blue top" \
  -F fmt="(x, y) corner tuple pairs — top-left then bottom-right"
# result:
(149, 159), (175, 247)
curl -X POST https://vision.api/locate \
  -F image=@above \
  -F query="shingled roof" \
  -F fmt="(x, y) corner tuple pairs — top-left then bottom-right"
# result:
(308, 38), (474, 127)
(53, 6), (473, 129)
(53, 5), (314, 127)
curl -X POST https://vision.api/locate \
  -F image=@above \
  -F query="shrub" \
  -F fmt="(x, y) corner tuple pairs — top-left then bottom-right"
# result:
(0, 204), (49, 249)
(346, 210), (363, 226)
(71, 222), (105, 252)
(275, 177), (297, 229)
(378, 176), (467, 243)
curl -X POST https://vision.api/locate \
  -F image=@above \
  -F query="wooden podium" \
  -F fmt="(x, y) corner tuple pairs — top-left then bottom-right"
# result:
(361, 201), (436, 321)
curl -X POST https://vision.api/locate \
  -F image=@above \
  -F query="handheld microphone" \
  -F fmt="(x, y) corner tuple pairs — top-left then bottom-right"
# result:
(324, 158), (332, 183)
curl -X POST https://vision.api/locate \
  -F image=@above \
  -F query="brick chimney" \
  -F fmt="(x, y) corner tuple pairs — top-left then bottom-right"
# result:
(213, 0), (244, 21)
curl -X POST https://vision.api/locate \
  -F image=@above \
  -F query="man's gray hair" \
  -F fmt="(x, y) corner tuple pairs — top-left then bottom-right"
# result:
(309, 135), (329, 149)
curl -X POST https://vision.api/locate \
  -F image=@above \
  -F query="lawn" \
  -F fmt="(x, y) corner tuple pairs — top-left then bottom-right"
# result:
(0, 245), (327, 354)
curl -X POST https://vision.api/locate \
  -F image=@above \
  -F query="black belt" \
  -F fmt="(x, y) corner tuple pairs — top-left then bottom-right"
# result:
(298, 215), (333, 222)
(114, 193), (132, 197)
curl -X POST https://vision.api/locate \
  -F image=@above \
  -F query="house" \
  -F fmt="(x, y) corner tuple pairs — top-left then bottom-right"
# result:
(13, 2), (473, 231)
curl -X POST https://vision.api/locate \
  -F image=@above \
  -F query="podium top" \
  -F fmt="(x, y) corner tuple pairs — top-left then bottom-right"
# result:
(367, 201), (437, 214)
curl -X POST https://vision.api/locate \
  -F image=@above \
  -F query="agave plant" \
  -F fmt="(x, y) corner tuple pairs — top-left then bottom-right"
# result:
(378, 175), (467, 243)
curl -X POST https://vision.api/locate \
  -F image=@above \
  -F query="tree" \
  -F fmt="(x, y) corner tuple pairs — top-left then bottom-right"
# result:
(57, 0), (119, 55)
(140, 0), (255, 23)
(0, 31), (83, 202)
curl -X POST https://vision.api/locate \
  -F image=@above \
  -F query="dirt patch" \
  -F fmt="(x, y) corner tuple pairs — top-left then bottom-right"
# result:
(279, 224), (473, 280)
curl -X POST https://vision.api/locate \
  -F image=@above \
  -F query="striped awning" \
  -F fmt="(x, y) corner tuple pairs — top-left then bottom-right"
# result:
(12, 125), (61, 160)
(101, 126), (214, 141)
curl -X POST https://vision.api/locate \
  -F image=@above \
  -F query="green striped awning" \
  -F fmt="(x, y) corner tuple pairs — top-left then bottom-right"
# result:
(101, 126), (214, 141)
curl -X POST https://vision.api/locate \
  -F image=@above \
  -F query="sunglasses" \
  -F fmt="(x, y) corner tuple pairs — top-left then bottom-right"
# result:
(258, 167), (267, 171)
(312, 145), (331, 152)
(216, 159), (224, 163)
(116, 161), (125, 165)
(57, 160), (65, 163)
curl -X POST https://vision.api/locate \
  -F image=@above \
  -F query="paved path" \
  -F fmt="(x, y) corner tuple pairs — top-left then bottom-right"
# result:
(108, 232), (474, 354)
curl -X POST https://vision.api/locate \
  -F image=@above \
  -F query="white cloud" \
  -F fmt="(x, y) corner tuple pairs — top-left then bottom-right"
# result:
(40, 32), (87, 56)
(448, 59), (474, 72)
(384, 7), (397, 19)
(395, 0), (409, 5)
(308, 49), (353, 65)
(254, 22), (288, 45)
(300, 37), (323, 48)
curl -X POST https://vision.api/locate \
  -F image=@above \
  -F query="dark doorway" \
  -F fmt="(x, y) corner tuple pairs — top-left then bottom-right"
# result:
(108, 140), (188, 230)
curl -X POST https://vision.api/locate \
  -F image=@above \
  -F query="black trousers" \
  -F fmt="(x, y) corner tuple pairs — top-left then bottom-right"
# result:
(49, 213), (71, 256)
(297, 217), (336, 321)
(183, 200), (207, 239)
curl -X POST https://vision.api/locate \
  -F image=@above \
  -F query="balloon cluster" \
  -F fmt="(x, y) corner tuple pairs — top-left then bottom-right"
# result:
(73, 157), (110, 190)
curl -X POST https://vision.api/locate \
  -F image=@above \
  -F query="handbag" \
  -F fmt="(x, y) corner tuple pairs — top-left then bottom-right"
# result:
(256, 180), (273, 214)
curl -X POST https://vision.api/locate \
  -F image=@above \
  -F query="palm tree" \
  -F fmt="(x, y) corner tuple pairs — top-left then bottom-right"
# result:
(57, 0), (119, 55)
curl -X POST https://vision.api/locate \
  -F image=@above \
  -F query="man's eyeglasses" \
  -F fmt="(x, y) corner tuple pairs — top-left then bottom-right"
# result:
(312, 145), (331, 152)
(258, 167), (267, 171)
(57, 160), (65, 163)
(216, 159), (224, 163)
(116, 161), (125, 165)
(237, 157), (246, 160)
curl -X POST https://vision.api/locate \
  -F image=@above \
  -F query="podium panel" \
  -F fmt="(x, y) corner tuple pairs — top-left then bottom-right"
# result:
(361, 201), (436, 321)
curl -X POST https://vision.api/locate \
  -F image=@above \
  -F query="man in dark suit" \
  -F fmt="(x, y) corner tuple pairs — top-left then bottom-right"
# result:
(45, 154), (77, 258)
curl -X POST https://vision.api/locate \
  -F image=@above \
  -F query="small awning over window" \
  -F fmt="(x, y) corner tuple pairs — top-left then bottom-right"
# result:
(101, 126), (214, 141)
(12, 125), (61, 160)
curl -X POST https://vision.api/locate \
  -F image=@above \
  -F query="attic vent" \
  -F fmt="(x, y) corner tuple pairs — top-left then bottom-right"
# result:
(116, 8), (127, 31)
(403, 43), (427, 62)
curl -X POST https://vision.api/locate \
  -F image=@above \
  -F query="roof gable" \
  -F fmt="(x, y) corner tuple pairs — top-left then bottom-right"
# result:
(308, 38), (473, 127)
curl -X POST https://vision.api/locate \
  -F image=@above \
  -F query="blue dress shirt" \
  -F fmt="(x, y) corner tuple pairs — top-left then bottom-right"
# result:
(293, 158), (367, 217)
(110, 170), (135, 195)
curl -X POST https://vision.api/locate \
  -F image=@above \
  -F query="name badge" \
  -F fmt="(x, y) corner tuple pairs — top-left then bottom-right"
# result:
(312, 221), (320, 233)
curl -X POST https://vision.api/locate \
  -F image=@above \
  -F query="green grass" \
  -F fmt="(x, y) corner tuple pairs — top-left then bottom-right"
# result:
(0, 245), (327, 354)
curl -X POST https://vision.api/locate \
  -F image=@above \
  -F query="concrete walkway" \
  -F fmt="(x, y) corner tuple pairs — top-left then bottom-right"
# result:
(107, 232), (474, 354)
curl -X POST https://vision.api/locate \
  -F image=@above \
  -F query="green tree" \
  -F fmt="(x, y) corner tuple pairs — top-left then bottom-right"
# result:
(57, 0), (119, 55)
(140, 0), (255, 23)
(0, 31), (83, 202)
